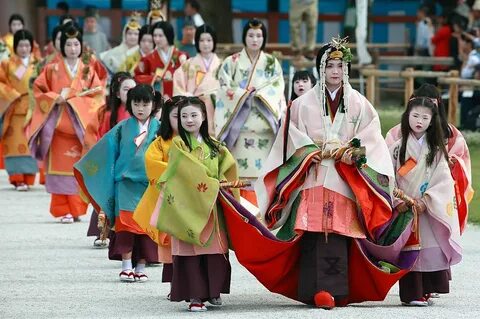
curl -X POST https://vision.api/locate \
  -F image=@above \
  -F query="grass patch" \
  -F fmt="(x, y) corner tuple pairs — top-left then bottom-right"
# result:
(377, 107), (479, 224)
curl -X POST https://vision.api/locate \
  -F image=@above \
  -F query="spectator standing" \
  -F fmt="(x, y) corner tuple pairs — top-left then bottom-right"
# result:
(82, 7), (111, 55)
(178, 20), (197, 57)
(431, 13), (453, 71)
(289, 0), (318, 61)
(415, 6), (434, 56)
(184, 0), (205, 27)
(460, 33), (480, 79)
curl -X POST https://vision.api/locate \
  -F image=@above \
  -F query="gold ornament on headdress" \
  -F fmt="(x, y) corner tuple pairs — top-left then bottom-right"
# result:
(148, 0), (166, 22)
(327, 35), (352, 62)
(127, 11), (142, 30)
(329, 35), (349, 50)
(66, 29), (80, 39)
(249, 21), (263, 29)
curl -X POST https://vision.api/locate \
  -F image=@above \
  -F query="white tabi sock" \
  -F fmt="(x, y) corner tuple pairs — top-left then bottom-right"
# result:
(135, 263), (146, 274)
(122, 259), (133, 271)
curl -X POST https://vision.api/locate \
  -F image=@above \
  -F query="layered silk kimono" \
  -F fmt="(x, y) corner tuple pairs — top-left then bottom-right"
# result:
(173, 54), (222, 135)
(134, 47), (188, 100)
(390, 135), (462, 272)
(29, 58), (105, 217)
(74, 117), (160, 232)
(119, 47), (144, 75)
(386, 124), (473, 234)
(216, 49), (285, 180)
(100, 43), (137, 75)
(133, 136), (173, 264)
(151, 135), (239, 256)
(0, 55), (38, 185)
(250, 83), (419, 304)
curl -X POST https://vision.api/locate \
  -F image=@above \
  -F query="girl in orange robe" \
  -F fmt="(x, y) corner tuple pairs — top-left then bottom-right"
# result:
(29, 25), (105, 223)
(0, 30), (39, 190)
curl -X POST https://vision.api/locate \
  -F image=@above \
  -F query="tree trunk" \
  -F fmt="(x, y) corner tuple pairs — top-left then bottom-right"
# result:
(201, 0), (233, 43)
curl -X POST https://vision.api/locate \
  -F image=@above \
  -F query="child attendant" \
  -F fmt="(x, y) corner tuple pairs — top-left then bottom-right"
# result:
(134, 96), (183, 291)
(84, 72), (136, 247)
(74, 84), (161, 282)
(389, 97), (462, 306)
(151, 97), (238, 311)
(290, 70), (316, 101)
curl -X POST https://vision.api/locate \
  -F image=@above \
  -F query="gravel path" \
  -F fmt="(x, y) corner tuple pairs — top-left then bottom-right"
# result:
(1, 171), (479, 318)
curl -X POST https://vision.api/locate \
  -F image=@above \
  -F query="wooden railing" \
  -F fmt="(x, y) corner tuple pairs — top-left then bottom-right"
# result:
(358, 67), (480, 126)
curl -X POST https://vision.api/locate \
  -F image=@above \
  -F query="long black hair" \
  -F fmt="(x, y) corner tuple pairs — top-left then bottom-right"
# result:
(151, 21), (175, 45)
(60, 25), (83, 58)
(195, 24), (217, 53)
(108, 72), (134, 129)
(126, 84), (163, 119)
(242, 18), (267, 50)
(177, 96), (219, 153)
(399, 97), (448, 167)
(290, 70), (316, 100)
(158, 95), (186, 140)
(13, 29), (33, 54)
(9, 14), (24, 32)
(410, 83), (452, 139)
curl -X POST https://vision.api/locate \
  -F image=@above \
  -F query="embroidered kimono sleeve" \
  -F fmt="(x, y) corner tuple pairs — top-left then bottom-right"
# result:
(173, 61), (190, 96)
(33, 65), (59, 114)
(0, 60), (21, 104)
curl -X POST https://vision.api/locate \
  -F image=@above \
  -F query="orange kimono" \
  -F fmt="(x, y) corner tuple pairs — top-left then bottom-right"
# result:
(0, 55), (39, 186)
(134, 47), (188, 100)
(29, 58), (105, 218)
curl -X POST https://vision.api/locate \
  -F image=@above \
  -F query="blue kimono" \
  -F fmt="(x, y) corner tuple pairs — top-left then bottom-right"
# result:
(74, 117), (160, 225)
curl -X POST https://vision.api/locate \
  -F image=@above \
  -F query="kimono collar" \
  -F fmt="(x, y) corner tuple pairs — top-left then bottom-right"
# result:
(159, 46), (173, 63)
(412, 132), (426, 146)
(21, 55), (30, 67)
(64, 58), (80, 77)
(138, 117), (151, 134)
(327, 86), (341, 100)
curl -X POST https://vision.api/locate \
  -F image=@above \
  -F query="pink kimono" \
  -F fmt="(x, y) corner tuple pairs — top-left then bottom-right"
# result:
(386, 123), (473, 233)
(173, 54), (221, 135)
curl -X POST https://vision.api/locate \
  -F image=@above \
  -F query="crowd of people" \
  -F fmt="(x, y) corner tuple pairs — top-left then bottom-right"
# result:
(0, 0), (473, 314)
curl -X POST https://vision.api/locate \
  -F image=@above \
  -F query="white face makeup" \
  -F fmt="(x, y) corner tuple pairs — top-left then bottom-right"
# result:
(408, 105), (433, 139)
(180, 105), (204, 136)
(125, 28), (140, 48)
(64, 38), (81, 59)
(132, 100), (153, 123)
(325, 59), (343, 90)
(245, 28), (263, 52)
(153, 28), (169, 50)
(16, 39), (31, 58)
(293, 78), (313, 97)
(198, 33), (214, 54)
(117, 79), (136, 105)
(169, 107), (179, 135)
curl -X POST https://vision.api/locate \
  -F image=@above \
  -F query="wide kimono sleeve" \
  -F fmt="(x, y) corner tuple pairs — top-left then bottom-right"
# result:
(172, 61), (191, 97)
(0, 60), (21, 108)
(73, 123), (121, 223)
(133, 137), (172, 245)
(255, 56), (286, 119)
(134, 55), (155, 85)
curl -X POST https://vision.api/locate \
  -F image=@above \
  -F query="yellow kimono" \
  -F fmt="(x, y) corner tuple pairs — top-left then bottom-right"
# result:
(0, 55), (39, 186)
(1, 33), (42, 61)
(134, 136), (173, 263)
(119, 47), (142, 75)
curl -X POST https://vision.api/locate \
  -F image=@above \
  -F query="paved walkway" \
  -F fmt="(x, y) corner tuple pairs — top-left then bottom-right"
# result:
(1, 171), (479, 318)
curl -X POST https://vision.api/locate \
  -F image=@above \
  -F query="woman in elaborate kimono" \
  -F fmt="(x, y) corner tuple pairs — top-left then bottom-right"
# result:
(173, 25), (221, 136)
(84, 72), (136, 247)
(151, 97), (238, 312)
(133, 96), (182, 291)
(134, 21), (188, 100)
(29, 25), (105, 223)
(215, 18), (285, 204)
(385, 83), (473, 235)
(255, 38), (409, 309)
(0, 30), (39, 190)
(389, 97), (461, 306)
(75, 84), (161, 282)
(120, 25), (154, 75)
(2, 14), (42, 61)
(99, 15), (141, 75)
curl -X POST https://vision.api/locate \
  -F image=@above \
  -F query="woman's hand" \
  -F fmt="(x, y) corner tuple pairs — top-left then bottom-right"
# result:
(311, 154), (322, 163)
